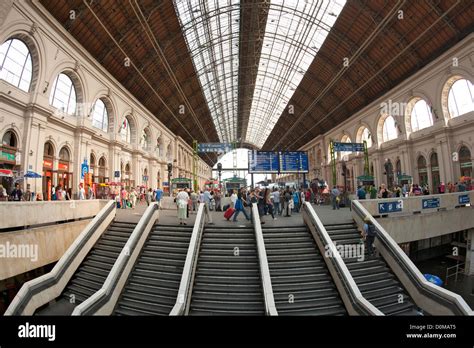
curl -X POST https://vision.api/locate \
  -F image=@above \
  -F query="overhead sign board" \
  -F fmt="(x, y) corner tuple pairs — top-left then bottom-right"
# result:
(279, 151), (309, 173)
(422, 198), (440, 209)
(248, 151), (279, 173)
(197, 143), (233, 153)
(378, 200), (403, 214)
(333, 142), (365, 152)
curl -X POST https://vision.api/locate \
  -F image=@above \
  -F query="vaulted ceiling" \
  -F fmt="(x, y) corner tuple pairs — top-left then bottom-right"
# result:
(39, 0), (474, 165)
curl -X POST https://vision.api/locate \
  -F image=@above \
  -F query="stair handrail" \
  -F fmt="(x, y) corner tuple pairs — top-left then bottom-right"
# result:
(303, 202), (383, 315)
(4, 200), (116, 316)
(252, 204), (278, 316)
(352, 200), (474, 316)
(170, 202), (208, 315)
(72, 202), (159, 315)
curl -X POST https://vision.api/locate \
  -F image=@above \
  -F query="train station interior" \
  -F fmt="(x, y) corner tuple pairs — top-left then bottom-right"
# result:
(1, 0), (474, 340)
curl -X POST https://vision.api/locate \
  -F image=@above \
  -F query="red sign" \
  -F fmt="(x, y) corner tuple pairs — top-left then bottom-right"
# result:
(58, 163), (69, 171)
(43, 160), (53, 168)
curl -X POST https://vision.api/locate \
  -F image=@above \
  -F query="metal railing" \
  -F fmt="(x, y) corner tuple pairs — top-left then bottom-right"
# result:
(302, 202), (383, 316)
(72, 202), (159, 315)
(5, 200), (116, 315)
(352, 200), (473, 315)
(445, 262), (465, 285)
(251, 204), (278, 316)
(170, 202), (210, 315)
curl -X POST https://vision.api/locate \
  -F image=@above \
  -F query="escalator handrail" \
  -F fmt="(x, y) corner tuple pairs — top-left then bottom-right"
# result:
(72, 202), (159, 315)
(303, 202), (383, 316)
(170, 202), (207, 315)
(252, 204), (278, 316)
(4, 200), (116, 316)
(352, 200), (474, 316)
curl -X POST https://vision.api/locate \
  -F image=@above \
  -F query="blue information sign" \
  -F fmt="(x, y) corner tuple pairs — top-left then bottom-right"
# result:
(422, 198), (440, 209)
(459, 194), (470, 204)
(81, 163), (89, 179)
(279, 151), (309, 173)
(114, 171), (120, 178)
(197, 143), (233, 153)
(333, 142), (365, 152)
(378, 200), (403, 214)
(248, 151), (280, 173)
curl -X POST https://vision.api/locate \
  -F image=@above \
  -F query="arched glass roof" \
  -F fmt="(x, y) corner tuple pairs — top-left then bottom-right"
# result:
(174, 0), (345, 147)
(246, 0), (345, 147)
(174, 0), (240, 143)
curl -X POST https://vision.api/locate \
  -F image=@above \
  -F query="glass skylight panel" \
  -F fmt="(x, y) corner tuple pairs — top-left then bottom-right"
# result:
(174, 0), (240, 143)
(245, 0), (346, 148)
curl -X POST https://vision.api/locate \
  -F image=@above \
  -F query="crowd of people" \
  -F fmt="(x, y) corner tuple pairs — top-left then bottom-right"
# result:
(355, 180), (472, 201)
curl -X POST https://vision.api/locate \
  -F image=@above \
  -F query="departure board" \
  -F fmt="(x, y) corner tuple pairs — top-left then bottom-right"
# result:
(248, 151), (280, 173)
(279, 151), (309, 173)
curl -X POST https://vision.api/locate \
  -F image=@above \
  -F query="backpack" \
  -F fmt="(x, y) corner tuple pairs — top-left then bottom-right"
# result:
(366, 223), (377, 237)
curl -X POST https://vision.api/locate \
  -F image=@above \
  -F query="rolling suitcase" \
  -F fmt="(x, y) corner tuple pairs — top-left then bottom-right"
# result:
(224, 207), (235, 220)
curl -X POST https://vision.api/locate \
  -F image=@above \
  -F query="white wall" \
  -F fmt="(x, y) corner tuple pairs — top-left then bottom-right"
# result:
(0, 1), (211, 197)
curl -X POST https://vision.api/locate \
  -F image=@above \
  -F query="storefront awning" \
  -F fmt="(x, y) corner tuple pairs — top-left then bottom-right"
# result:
(0, 169), (13, 177)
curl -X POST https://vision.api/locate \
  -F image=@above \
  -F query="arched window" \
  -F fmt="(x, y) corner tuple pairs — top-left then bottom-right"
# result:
(119, 117), (132, 143)
(448, 79), (474, 118)
(459, 146), (472, 178)
(59, 147), (70, 161)
(141, 128), (151, 150)
(410, 99), (433, 132)
(430, 152), (440, 191)
(156, 136), (164, 157)
(91, 99), (109, 132)
(2, 130), (18, 148)
(49, 73), (77, 115)
(395, 159), (402, 176)
(43, 142), (54, 157)
(382, 115), (397, 142)
(99, 157), (106, 167)
(417, 155), (428, 186)
(0, 38), (32, 92)
(90, 153), (96, 176)
(358, 126), (373, 148)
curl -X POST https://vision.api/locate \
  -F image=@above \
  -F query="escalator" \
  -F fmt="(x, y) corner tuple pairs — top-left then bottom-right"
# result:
(324, 222), (420, 315)
(189, 226), (265, 315)
(37, 221), (135, 315)
(114, 224), (193, 315)
(262, 225), (346, 315)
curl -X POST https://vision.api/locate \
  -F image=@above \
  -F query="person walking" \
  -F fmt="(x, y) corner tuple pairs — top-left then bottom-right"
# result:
(271, 188), (280, 216)
(10, 183), (23, 201)
(230, 190), (237, 209)
(121, 187), (128, 209)
(190, 190), (198, 212)
(363, 216), (377, 258)
(331, 186), (341, 210)
(265, 189), (276, 220)
(145, 188), (153, 206)
(232, 190), (250, 222)
(256, 188), (266, 224)
(176, 189), (189, 225)
(78, 184), (86, 200)
(154, 187), (164, 209)
(293, 189), (300, 213)
(356, 185), (366, 200)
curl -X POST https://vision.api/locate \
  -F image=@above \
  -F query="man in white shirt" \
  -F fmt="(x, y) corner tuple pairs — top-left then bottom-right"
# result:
(78, 184), (85, 200)
(230, 190), (237, 209)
